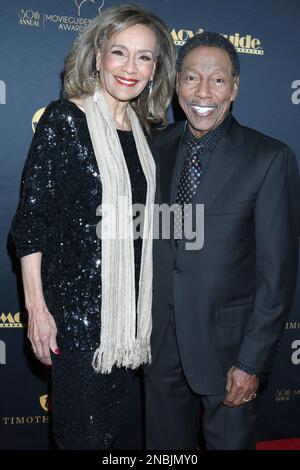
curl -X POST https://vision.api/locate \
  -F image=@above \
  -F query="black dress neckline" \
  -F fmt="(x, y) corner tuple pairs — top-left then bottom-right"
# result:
(65, 99), (86, 117)
(65, 99), (133, 133)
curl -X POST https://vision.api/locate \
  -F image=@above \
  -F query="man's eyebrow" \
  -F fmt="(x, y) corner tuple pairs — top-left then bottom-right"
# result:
(181, 65), (228, 74)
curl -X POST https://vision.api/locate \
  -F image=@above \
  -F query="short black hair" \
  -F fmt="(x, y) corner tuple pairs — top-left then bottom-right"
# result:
(176, 31), (240, 77)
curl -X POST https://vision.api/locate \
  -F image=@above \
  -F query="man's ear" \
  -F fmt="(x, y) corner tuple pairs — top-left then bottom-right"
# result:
(231, 76), (239, 102)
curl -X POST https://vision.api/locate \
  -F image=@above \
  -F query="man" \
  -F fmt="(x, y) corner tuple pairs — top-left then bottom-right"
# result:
(145, 32), (300, 450)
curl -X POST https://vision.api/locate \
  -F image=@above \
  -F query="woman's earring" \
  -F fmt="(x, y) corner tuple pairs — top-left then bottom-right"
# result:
(148, 80), (153, 94)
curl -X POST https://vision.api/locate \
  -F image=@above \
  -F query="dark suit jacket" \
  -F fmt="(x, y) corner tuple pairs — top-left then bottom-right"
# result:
(147, 116), (300, 395)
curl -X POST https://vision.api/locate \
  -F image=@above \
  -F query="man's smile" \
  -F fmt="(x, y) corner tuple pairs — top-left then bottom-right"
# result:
(190, 104), (216, 117)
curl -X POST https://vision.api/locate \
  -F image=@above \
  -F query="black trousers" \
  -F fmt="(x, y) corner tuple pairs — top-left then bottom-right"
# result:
(145, 311), (258, 450)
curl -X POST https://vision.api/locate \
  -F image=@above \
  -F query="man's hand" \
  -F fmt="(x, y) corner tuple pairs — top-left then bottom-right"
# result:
(223, 366), (259, 407)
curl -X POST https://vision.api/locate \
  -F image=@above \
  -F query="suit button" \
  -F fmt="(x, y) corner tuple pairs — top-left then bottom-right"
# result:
(174, 266), (182, 274)
(168, 303), (174, 309)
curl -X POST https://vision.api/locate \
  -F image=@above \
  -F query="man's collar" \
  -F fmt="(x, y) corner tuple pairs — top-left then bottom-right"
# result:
(183, 114), (231, 152)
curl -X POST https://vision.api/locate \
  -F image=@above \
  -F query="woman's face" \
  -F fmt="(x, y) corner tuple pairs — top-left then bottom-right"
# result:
(96, 23), (157, 107)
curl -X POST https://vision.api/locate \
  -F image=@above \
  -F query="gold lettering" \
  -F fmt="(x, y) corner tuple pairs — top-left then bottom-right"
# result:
(170, 29), (178, 41)
(286, 322), (300, 330)
(239, 35), (252, 49)
(0, 313), (14, 323)
(0, 312), (21, 323)
(251, 38), (261, 49)
(0, 312), (25, 328)
(1, 415), (47, 425)
(170, 29), (194, 45)
(170, 27), (263, 55)
(177, 30), (194, 42)
(234, 33), (240, 47)
(16, 417), (25, 424)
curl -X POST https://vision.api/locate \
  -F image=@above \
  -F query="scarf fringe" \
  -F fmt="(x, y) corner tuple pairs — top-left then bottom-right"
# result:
(92, 340), (152, 374)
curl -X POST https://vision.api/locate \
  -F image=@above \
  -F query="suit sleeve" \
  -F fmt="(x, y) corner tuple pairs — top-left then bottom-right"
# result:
(235, 146), (300, 374)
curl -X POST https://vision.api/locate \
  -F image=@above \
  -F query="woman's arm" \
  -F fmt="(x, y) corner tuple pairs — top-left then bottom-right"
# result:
(11, 102), (62, 365)
(21, 252), (59, 366)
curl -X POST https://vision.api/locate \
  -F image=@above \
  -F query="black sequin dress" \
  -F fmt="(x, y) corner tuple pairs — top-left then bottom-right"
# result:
(10, 99), (147, 449)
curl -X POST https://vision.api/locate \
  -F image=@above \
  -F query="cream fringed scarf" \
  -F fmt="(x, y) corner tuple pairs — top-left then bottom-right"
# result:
(84, 90), (155, 374)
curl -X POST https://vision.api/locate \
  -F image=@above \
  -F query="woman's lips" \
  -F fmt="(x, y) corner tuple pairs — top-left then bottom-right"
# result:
(115, 76), (139, 87)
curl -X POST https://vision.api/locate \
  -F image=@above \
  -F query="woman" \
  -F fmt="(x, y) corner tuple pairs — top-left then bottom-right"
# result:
(11, 4), (175, 449)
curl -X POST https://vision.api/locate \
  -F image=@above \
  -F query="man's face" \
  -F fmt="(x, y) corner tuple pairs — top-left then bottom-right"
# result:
(176, 46), (239, 138)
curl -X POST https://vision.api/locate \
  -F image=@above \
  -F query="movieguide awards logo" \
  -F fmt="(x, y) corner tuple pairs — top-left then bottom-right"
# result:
(275, 388), (300, 402)
(18, 0), (105, 32)
(32, 108), (46, 132)
(17, 1), (264, 55)
(0, 312), (26, 328)
(1, 395), (50, 426)
(171, 28), (264, 55)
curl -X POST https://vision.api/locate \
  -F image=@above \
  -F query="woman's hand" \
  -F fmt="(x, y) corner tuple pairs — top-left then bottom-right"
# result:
(20, 252), (60, 366)
(27, 303), (59, 366)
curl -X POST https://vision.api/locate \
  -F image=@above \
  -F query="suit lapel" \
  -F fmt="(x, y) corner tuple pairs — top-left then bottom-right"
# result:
(193, 117), (244, 209)
(154, 118), (245, 252)
(177, 117), (245, 251)
(156, 123), (184, 206)
(154, 123), (184, 254)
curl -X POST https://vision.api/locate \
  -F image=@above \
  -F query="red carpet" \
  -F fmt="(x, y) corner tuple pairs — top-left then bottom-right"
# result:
(256, 438), (300, 450)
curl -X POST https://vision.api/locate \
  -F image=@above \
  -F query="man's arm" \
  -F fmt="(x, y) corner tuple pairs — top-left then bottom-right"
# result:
(236, 146), (299, 371)
(224, 146), (300, 407)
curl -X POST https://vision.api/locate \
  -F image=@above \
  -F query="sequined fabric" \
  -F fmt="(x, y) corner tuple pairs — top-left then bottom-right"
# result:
(11, 99), (147, 350)
(51, 350), (135, 449)
(11, 99), (147, 449)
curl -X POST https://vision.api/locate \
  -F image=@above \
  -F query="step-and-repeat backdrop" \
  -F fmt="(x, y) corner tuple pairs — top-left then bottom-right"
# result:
(0, 0), (299, 449)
